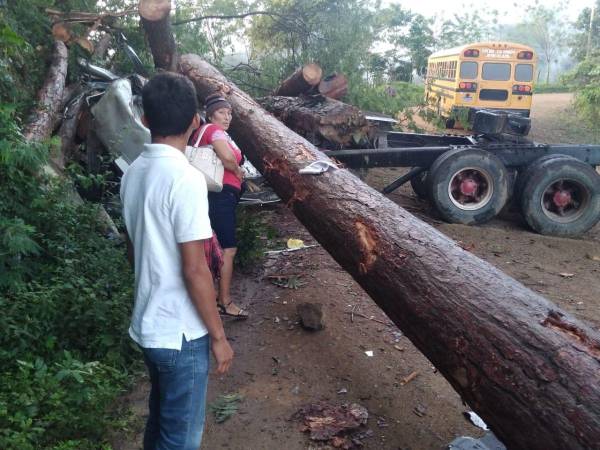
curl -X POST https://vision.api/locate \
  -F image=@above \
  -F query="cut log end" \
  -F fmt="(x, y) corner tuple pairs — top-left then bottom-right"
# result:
(302, 63), (323, 86)
(139, 0), (171, 21)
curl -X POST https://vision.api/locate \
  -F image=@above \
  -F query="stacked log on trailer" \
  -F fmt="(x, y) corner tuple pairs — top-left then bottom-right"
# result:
(259, 95), (374, 149)
(138, 2), (600, 449)
(272, 63), (323, 96)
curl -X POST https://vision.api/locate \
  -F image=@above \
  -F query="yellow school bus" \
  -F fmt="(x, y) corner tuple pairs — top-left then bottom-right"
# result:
(425, 42), (537, 127)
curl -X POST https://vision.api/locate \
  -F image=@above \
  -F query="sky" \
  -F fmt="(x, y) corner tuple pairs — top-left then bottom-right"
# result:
(388, 0), (593, 23)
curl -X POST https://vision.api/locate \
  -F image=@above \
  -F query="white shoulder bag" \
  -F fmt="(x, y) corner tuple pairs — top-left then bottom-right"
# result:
(185, 125), (224, 192)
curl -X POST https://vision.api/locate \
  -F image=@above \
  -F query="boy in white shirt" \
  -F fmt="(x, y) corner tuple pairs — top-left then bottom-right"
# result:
(120, 72), (233, 450)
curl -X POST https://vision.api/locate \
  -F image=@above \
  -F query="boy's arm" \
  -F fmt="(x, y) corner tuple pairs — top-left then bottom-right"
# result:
(180, 240), (233, 374)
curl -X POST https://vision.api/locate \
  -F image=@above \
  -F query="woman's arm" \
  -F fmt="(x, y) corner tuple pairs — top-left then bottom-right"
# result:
(212, 139), (243, 180)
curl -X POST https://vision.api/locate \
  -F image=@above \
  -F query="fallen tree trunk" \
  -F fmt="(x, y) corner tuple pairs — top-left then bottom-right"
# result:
(139, 0), (178, 71)
(318, 72), (348, 99)
(24, 40), (119, 237)
(273, 63), (322, 96)
(179, 54), (600, 450)
(24, 40), (68, 143)
(259, 95), (373, 149)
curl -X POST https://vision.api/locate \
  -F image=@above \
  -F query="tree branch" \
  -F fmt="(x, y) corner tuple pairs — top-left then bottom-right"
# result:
(173, 10), (293, 26)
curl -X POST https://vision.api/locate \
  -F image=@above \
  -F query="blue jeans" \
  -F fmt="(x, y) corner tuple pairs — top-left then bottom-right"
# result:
(141, 335), (210, 450)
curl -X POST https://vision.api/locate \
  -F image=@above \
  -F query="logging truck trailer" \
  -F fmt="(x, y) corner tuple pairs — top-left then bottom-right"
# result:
(324, 111), (600, 237)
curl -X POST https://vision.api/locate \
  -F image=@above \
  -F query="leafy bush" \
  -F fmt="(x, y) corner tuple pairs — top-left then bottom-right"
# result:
(563, 55), (600, 125)
(533, 83), (573, 94)
(347, 81), (424, 116)
(0, 104), (137, 449)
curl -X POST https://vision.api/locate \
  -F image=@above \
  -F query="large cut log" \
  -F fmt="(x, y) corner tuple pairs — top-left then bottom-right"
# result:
(318, 72), (348, 99)
(24, 40), (68, 143)
(139, 0), (177, 71)
(23, 40), (119, 237)
(179, 54), (600, 450)
(273, 63), (322, 96)
(259, 95), (374, 149)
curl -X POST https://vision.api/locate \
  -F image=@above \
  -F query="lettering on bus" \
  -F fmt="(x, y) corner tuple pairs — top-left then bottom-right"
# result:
(481, 48), (515, 59)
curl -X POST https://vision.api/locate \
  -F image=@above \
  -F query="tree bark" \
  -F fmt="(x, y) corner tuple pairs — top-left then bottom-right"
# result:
(273, 63), (323, 96)
(179, 54), (600, 450)
(259, 95), (373, 149)
(24, 40), (68, 143)
(318, 72), (348, 99)
(139, 0), (178, 71)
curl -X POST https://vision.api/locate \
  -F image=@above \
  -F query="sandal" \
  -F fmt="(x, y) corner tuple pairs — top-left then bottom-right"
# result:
(217, 301), (249, 320)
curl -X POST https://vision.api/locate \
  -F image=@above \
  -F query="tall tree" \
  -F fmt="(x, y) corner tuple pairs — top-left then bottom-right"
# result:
(509, 3), (569, 83)
(570, 0), (599, 61)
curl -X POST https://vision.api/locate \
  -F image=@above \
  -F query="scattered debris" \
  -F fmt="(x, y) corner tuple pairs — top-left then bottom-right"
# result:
(413, 403), (427, 417)
(265, 244), (320, 255)
(337, 387), (348, 395)
(463, 411), (489, 431)
(291, 385), (300, 395)
(209, 393), (243, 423)
(400, 371), (420, 386)
(344, 311), (390, 326)
(364, 351), (374, 357)
(559, 272), (575, 278)
(448, 431), (506, 450)
(586, 253), (600, 262)
(393, 345), (406, 352)
(297, 302), (325, 331)
(269, 274), (307, 289)
(376, 416), (389, 428)
(294, 402), (370, 449)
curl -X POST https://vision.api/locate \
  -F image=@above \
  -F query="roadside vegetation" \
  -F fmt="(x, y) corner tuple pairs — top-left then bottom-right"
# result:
(1, 0), (599, 448)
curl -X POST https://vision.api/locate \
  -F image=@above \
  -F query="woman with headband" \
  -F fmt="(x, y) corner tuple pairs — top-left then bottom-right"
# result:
(190, 93), (248, 319)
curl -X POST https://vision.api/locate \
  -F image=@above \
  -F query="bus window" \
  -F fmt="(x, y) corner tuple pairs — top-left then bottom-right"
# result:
(482, 63), (511, 81)
(515, 64), (533, 82)
(460, 61), (477, 79)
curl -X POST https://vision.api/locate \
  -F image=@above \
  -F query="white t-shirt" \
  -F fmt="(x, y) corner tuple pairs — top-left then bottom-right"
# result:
(120, 143), (212, 350)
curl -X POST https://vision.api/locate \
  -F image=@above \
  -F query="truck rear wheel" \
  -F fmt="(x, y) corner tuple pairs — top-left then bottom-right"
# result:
(520, 158), (600, 236)
(428, 148), (509, 224)
(514, 154), (576, 201)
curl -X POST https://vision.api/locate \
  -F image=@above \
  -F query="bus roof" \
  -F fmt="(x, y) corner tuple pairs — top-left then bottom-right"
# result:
(429, 42), (535, 59)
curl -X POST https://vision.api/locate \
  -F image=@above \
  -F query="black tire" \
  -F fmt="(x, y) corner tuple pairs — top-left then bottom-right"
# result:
(427, 148), (509, 224)
(514, 154), (576, 202)
(520, 158), (600, 236)
(410, 169), (428, 198)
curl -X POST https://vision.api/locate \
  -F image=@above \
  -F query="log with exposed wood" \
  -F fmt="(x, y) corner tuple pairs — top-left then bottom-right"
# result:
(178, 54), (600, 450)
(273, 63), (323, 96)
(24, 39), (119, 236)
(24, 40), (68, 144)
(318, 72), (348, 99)
(259, 95), (374, 149)
(139, 0), (178, 71)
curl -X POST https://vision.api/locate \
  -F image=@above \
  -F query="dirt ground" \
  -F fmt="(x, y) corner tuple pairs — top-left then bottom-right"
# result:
(112, 93), (600, 450)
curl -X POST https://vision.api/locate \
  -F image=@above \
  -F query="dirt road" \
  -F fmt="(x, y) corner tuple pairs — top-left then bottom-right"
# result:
(113, 94), (600, 450)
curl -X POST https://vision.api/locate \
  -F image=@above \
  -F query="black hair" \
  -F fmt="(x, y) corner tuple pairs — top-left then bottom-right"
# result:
(142, 73), (198, 138)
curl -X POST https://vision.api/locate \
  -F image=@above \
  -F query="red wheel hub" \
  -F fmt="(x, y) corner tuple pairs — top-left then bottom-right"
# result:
(552, 190), (572, 208)
(460, 178), (478, 196)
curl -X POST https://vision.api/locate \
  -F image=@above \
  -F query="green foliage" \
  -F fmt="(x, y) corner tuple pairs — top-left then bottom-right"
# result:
(235, 207), (276, 269)
(348, 81), (424, 117)
(533, 83), (573, 93)
(0, 105), (136, 449)
(209, 393), (243, 423)
(564, 55), (600, 125)
(570, 0), (600, 62)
